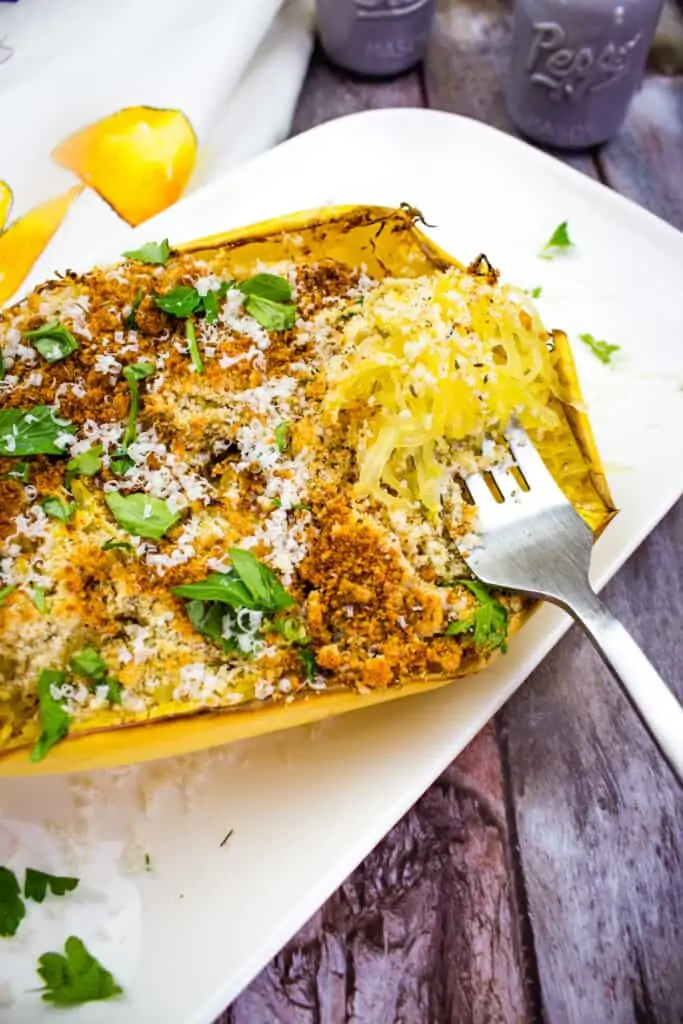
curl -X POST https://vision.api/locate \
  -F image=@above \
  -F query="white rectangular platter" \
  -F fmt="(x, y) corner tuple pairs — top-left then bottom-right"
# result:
(1, 108), (682, 1023)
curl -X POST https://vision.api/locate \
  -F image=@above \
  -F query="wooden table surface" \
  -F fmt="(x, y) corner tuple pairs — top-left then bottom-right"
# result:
(223, 5), (683, 1022)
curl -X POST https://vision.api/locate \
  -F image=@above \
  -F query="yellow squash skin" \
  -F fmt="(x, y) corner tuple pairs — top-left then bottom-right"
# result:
(0, 205), (616, 775)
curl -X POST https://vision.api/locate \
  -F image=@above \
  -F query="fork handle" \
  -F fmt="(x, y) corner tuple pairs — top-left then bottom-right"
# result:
(565, 590), (683, 785)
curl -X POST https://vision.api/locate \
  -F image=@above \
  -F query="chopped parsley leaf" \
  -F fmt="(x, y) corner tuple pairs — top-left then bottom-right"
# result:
(578, 332), (620, 365)
(124, 288), (144, 330)
(0, 866), (25, 937)
(70, 647), (107, 680)
(446, 580), (509, 653)
(175, 552), (294, 654)
(101, 539), (133, 552)
(121, 361), (155, 449)
(5, 461), (30, 483)
(154, 285), (200, 318)
(105, 492), (180, 541)
(239, 273), (292, 304)
(36, 935), (122, 1006)
(269, 615), (308, 645)
(122, 239), (171, 265)
(298, 647), (318, 683)
(0, 406), (75, 457)
(185, 319), (204, 375)
(65, 444), (102, 487)
(23, 322), (79, 363)
(237, 273), (296, 331)
(109, 451), (135, 476)
(274, 421), (290, 454)
(539, 221), (573, 260)
(40, 496), (76, 524)
(106, 679), (124, 705)
(30, 669), (70, 762)
(25, 868), (79, 903)
(243, 294), (295, 332)
(32, 587), (49, 615)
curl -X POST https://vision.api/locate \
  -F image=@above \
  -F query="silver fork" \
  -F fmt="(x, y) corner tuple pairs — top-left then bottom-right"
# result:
(458, 422), (683, 785)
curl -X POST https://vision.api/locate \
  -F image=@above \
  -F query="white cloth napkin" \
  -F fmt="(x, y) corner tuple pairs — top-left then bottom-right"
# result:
(0, 0), (314, 305)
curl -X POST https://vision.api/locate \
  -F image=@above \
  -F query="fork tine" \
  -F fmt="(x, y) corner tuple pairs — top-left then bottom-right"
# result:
(463, 471), (496, 510)
(489, 466), (522, 502)
(505, 422), (567, 501)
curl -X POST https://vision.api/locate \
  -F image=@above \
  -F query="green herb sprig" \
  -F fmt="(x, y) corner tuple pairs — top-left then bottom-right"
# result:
(37, 935), (122, 1006)
(0, 406), (75, 457)
(539, 221), (574, 260)
(122, 239), (171, 265)
(578, 332), (620, 366)
(446, 580), (509, 653)
(23, 322), (79, 363)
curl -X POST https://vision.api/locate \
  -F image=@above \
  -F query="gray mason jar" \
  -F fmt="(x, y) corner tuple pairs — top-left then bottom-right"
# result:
(317, 0), (437, 77)
(505, 0), (665, 149)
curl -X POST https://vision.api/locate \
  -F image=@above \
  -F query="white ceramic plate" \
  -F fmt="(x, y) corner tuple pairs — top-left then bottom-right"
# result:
(1, 109), (682, 1023)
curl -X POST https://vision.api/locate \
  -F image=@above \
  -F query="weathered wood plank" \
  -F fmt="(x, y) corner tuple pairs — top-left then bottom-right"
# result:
(597, 75), (683, 230)
(501, 500), (683, 1024)
(227, 725), (533, 1024)
(290, 45), (425, 137)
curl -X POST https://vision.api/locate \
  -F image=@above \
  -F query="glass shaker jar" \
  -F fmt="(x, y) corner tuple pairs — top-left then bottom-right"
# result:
(317, 0), (436, 77)
(506, 0), (665, 149)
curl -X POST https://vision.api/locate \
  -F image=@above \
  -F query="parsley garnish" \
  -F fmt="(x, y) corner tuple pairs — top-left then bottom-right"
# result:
(106, 679), (123, 704)
(239, 273), (292, 304)
(0, 583), (17, 606)
(5, 461), (30, 483)
(226, 548), (294, 613)
(36, 935), (122, 1006)
(185, 319), (204, 375)
(32, 587), (49, 615)
(243, 295), (295, 331)
(154, 285), (202, 319)
(70, 647), (107, 680)
(24, 868), (79, 903)
(201, 282), (230, 324)
(101, 539), (133, 551)
(174, 550), (294, 653)
(30, 669), (70, 762)
(528, 286), (543, 298)
(121, 360), (155, 449)
(238, 273), (296, 331)
(173, 550), (293, 613)
(539, 221), (574, 260)
(269, 615), (308, 645)
(153, 281), (229, 322)
(109, 452), (135, 476)
(0, 406), (75, 457)
(446, 580), (509, 653)
(65, 444), (103, 487)
(122, 239), (171, 265)
(124, 288), (144, 330)
(23, 321), (80, 363)
(298, 646), (317, 683)
(274, 421), (290, 454)
(0, 866), (25, 937)
(185, 599), (237, 653)
(105, 492), (180, 540)
(40, 495), (76, 523)
(69, 648), (122, 705)
(578, 332), (620, 365)
(153, 282), (229, 371)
